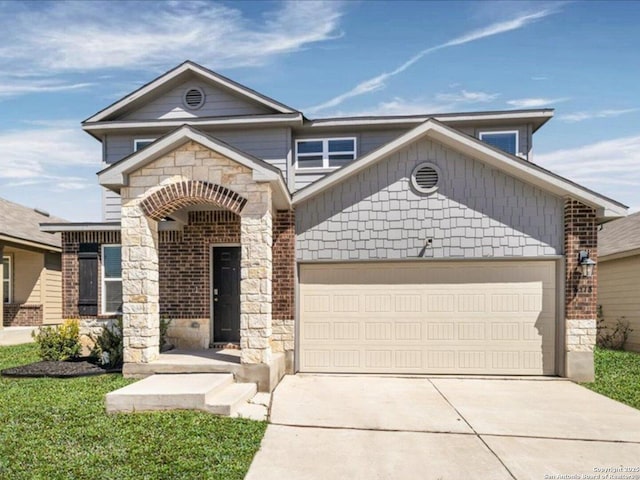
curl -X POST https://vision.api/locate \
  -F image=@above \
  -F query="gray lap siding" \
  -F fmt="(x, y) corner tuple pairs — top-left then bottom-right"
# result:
(295, 137), (563, 261)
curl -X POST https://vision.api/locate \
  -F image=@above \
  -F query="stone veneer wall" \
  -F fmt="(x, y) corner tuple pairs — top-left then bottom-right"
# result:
(3, 304), (43, 326)
(122, 141), (274, 365)
(564, 199), (598, 381)
(272, 210), (295, 355)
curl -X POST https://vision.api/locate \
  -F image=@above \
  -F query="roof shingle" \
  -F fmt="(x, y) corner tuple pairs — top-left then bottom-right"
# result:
(0, 197), (66, 249)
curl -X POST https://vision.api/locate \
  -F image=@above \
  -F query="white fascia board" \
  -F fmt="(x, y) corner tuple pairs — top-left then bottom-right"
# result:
(293, 119), (626, 219)
(85, 63), (296, 123)
(306, 110), (554, 128)
(425, 124), (627, 218)
(83, 113), (303, 134)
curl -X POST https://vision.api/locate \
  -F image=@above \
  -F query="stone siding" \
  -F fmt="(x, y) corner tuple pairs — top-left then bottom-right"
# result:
(272, 210), (295, 352)
(122, 141), (274, 364)
(3, 303), (43, 326)
(296, 137), (563, 261)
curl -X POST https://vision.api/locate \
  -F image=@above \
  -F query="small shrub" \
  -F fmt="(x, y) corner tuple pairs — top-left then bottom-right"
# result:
(597, 307), (633, 350)
(90, 317), (123, 367)
(32, 319), (81, 361)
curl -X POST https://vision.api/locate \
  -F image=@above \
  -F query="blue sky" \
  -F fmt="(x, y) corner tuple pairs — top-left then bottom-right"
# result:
(0, 0), (639, 220)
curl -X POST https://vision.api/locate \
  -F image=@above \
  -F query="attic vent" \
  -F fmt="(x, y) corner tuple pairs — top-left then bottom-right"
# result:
(34, 207), (50, 217)
(183, 87), (205, 110)
(411, 162), (441, 194)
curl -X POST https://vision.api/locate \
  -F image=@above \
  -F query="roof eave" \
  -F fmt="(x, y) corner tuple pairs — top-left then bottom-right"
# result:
(292, 118), (627, 220)
(0, 233), (61, 252)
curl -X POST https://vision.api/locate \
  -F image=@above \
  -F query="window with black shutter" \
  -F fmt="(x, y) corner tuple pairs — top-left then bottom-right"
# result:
(78, 243), (99, 316)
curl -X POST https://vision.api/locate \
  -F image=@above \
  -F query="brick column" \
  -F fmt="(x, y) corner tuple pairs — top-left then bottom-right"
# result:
(0, 244), (4, 329)
(240, 206), (273, 365)
(564, 199), (597, 381)
(121, 204), (160, 364)
(271, 210), (295, 370)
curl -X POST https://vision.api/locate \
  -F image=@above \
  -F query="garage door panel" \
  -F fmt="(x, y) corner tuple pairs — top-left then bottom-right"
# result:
(300, 261), (557, 375)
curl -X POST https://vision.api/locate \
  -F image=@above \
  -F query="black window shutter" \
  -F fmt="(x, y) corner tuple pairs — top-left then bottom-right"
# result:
(78, 243), (99, 316)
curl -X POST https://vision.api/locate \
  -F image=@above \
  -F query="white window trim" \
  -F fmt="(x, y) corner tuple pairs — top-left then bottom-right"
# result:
(3, 255), (11, 304)
(101, 244), (122, 315)
(295, 137), (357, 169)
(134, 138), (156, 151)
(479, 130), (519, 156)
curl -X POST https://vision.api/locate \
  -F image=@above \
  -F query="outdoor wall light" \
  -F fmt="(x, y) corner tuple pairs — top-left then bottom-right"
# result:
(578, 250), (596, 277)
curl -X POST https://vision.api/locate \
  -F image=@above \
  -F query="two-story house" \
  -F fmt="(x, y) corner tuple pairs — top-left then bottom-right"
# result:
(42, 61), (626, 390)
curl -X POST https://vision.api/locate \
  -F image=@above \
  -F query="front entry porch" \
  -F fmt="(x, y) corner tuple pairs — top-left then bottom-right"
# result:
(95, 132), (296, 391)
(122, 347), (286, 392)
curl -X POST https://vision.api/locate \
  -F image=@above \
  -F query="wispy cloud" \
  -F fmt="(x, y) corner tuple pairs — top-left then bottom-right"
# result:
(307, 8), (558, 113)
(436, 90), (499, 103)
(536, 134), (640, 209)
(0, 126), (99, 179)
(334, 89), (499, 117)
(558, 108), (639, 123)
(0, 1), (344, 76)
(506, 97), (569, 108)
(531, 75), (548, 81)
(0, 81), (93, 98)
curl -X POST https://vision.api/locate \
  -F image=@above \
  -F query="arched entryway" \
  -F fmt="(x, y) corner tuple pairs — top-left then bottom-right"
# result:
(119, 143), (274, 368)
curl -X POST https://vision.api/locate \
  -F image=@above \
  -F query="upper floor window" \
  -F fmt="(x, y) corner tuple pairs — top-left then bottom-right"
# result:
(295, 138), (357, 169)
(134, 139), (155, 151)
(102, 245), (122, 315)
(2, 256), (10, 304)
(479, 131), (518, 156)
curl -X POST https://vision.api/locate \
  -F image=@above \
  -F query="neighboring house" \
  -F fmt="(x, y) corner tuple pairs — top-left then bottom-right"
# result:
(0, 197), (65, 328)
(598, 211), (640, 351)
(41, 61), (626, 389)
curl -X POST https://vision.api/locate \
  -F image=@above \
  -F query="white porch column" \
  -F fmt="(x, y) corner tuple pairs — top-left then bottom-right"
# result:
(240, 208), (273, 365)
(121, 204), (160, 363)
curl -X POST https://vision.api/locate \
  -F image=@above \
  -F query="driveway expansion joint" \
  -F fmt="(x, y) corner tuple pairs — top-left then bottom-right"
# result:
(428, 378), (518, 480)
(268, 421), (478, 435)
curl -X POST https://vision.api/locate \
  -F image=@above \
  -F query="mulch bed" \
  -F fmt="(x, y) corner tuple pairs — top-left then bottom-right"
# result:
(1, 357), (122, 378)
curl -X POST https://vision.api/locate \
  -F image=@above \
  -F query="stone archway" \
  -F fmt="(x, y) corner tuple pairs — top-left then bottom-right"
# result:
(119, 141), (274, 368)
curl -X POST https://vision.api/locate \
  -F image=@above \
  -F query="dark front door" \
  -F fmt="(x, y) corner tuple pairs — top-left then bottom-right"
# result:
(212, 246), (241, 343)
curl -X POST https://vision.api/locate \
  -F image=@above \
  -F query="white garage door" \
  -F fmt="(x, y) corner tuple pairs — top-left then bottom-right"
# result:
(299, 261), (556, 375)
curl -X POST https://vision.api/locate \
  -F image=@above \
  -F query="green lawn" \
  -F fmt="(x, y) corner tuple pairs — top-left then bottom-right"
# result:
(583, 347), (640, 410)
(0, 344), (266, 480)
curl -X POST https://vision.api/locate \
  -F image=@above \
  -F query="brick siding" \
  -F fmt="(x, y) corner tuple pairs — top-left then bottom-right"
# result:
(140, 180), (247, 220)
(564, 199), (598, 353)
(272, 210), (295, 321)
(159, 210), (240, 318)
(3, 303), (43, 326)
(62, 231), (121, 319)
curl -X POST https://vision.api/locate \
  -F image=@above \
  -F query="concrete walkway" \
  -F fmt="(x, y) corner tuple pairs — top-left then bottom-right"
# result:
(246, 375), (640, 480)
(0, 327), (36, 346)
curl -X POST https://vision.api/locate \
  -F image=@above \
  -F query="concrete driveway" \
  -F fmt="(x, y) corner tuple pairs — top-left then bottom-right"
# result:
(246, 375), (640, 480)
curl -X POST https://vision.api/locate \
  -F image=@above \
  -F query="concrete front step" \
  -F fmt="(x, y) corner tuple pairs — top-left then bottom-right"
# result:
(205, 383), (257, 416)
(106, 373), (253, 414)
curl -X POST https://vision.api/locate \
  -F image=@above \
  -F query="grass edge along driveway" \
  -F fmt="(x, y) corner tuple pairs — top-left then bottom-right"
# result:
(0, 343), (266, 480)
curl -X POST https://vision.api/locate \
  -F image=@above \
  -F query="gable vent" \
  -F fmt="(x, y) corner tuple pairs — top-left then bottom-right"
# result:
(411, 162), (441, 194)
(183, 87), (205, 110)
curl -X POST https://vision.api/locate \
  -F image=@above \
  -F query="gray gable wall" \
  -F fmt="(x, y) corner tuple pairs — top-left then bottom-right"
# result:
(101, 126), (291, 222)
(120, 78), (272, 121)
(296, 136), (563, 261)
(292, 124), (532, 191)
